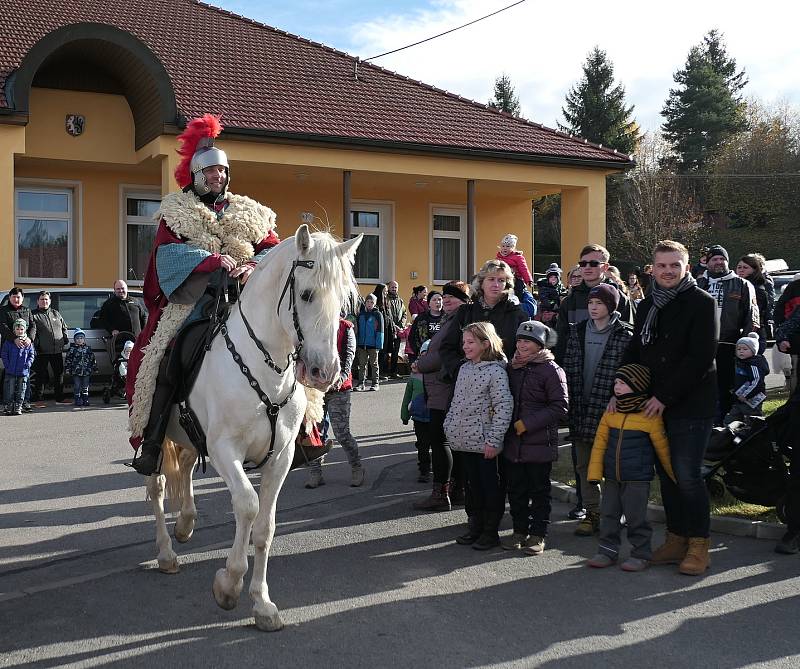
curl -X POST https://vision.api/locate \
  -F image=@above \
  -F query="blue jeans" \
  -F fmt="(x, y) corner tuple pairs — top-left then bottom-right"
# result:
(3, 374), (27, 406)
(73, 375), (91, 397)
(657, 416), (713, 538)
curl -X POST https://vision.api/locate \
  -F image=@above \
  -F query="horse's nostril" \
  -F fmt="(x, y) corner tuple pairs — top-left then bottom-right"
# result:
(311, 367), (322, 378)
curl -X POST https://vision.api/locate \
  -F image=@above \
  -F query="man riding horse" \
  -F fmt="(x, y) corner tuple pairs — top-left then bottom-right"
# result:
(127, 114), (282, 475)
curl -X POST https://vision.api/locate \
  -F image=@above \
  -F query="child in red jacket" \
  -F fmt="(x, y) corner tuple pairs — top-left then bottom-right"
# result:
(497, 234), (532, 292)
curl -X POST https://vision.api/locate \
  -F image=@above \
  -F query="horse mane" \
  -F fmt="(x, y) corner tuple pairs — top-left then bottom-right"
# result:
(250, 230), (358, 328)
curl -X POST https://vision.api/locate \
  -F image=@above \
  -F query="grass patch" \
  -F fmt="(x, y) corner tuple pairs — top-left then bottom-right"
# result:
(552, 386), (789, 523)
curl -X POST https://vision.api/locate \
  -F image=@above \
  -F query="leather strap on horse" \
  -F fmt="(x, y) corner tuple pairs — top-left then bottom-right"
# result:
(222, 323), (297, 471)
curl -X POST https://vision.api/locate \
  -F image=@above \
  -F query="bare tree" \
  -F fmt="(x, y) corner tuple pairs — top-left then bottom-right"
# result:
(608, 131), (703, 263)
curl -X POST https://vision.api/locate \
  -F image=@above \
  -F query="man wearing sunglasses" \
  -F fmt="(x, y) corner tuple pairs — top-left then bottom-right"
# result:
(554, 244), (634, 363)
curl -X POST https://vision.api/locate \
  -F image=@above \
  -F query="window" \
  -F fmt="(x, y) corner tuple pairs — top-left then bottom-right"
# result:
(350, 204), (392, 283)
(431, 207), (467, 283)
(124, 192), (160, 284)
(15, 187), (74, 283)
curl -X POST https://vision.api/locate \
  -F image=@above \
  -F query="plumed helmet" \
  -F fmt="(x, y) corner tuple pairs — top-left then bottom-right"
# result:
(174, 114), (230, 196)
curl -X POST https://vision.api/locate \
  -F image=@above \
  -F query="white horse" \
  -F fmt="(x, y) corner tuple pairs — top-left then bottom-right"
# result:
(145, 224), (361, 631)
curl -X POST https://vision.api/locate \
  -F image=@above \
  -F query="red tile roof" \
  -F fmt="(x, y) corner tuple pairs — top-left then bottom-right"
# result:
(0, 0), (633, 166)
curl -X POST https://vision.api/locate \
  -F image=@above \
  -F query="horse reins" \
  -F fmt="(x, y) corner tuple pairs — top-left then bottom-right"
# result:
(223, 258), (316, 471)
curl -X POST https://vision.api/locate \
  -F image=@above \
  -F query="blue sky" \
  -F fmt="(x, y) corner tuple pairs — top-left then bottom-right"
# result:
(211, 1), (800, 136)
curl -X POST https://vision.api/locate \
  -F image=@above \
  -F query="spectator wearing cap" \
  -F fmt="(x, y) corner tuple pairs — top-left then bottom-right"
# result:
(64, 328), (98, 407)
(586, 363), (675, 571)
(697, 244), (759, 424)
(413, 280), (471, 512)
(724, 332), (769, 425)
(30, 291), (69, 403)
(563, 282), (632, 536)
(535, 263), (567, 327)
(0, 287), (37, 412)
(554, 244), (634, 364)
(2, 318), (35, 415)
(692, 246), (710, 279)
(499, 320), (568, 556)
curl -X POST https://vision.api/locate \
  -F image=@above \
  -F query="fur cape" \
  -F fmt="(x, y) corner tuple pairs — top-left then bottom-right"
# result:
(128, 190), (277, 442)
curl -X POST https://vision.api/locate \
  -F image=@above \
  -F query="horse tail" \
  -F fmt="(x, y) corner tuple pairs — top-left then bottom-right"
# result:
(161, 438), (183, 509)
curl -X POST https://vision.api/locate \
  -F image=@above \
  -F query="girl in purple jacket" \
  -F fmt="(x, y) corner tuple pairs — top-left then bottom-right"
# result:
(501, 320), (568, 555)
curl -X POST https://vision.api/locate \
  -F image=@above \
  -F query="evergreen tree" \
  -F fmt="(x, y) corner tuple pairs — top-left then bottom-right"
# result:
(661, 30), (748, 172)
(558, 46), (639, 155)
(488, 74), (521, 116)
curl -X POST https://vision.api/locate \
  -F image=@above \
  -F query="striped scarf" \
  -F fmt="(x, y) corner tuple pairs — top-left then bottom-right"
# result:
(641, 273), (697, 346)
(616, 392), (649, 413)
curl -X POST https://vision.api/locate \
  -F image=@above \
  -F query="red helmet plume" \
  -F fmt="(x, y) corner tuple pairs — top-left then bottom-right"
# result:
(174, 114), (224, 188)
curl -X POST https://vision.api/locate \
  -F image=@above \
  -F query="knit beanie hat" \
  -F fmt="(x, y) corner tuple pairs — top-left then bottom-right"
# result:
(442, 283), (469, 303)
(615, 363), (651, 395)
(364, 293), (376, 304)
(706, 245), (729, 262)
(588, 283), (620, 314)
(123, 340), (135, 353)
(73, 328), (86, 341)
(736, 332), (759, 355)
(546, 263), (562, 279)
(12, 318), (27, 331)
(500, 233), (518, 247)
(516, 320), (557, 349)
(426, 290), (442, 304)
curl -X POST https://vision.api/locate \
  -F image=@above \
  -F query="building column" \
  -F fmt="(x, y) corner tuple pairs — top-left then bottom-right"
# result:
(560, 181), (606, 269)
(0, 125), (26, 288)
(467, 179), (476, 278)
(160, 147), (180, 197)
(342, 170), (352, 239)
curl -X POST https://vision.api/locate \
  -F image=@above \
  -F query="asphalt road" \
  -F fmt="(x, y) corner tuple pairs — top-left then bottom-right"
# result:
(1, 381), (798, 668)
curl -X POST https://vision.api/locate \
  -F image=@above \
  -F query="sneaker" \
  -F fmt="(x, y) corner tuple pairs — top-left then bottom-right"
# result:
(14, 404), (23, 416)
(587, 553), (616, 568)
(417, 471), (431, 483)
(3, 405), (11, 416)
(522, 535), (546, 556)
(500, 532), (529, 551)
(568, 504), (586, 520)
(575, 512), (599, 536)
(305, 470), (325, 489)
(82, 397), (90, 407)
(620, 557), (648, 572)
(351, 464), (365, 487)
(22, 403), (33, 413)
(355, 384), (366, 392)
(775, 531), (800, 555)
(472, 532), (500, 551)
(369, 384), (379, 391)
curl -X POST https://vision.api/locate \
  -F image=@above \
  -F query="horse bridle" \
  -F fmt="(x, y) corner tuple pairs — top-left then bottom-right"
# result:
(221, 258), (316, 471)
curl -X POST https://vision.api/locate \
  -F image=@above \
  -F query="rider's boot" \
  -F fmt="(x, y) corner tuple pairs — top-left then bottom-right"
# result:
(131, 373), (175, 476)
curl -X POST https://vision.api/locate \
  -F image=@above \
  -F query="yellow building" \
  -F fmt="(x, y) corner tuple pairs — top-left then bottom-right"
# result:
(0, 1), (632, 297)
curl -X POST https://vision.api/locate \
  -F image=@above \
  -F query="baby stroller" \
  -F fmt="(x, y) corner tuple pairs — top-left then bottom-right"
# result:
(703, 406), (794, 523)
(102, 331), (135, 404)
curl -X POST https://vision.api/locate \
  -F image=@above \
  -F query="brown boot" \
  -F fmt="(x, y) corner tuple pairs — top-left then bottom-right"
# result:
(679, 537), (711, 576)
(651, 531), (689, 565)
(413, 483), (451, 512)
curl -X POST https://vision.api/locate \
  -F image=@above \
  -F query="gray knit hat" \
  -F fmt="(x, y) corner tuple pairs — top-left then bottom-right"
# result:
(516, 320), (557, 349)
(546, 263), (562, 278)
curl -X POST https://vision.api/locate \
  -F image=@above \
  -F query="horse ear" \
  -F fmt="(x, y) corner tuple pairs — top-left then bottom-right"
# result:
(295, 224), (313, 254)
(337, 234), (362, 260)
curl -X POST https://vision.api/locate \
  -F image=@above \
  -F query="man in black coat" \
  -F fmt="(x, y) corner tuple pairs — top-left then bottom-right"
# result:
(95, 280), (146, 339)
(620, 240), (718, 576)
(554, 244), (634, 363)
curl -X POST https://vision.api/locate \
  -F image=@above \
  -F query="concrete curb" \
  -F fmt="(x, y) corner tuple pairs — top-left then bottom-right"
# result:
(550, 481), (785, 541)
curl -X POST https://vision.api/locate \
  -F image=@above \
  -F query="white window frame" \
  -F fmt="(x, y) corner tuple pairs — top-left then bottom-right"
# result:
(350, 200), (394, 284)
(120, 186), (161, 286)
(14, 181), (81, 285)
(430, 204), (467, 285)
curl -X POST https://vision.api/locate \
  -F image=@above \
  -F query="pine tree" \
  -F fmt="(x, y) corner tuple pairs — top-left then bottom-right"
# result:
(661, 30), (748, 172)
(488, 74), (521, 116)
(558, 47), (639, 155)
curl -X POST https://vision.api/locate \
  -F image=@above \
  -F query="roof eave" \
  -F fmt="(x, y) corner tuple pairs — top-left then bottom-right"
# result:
(218, 127), (635, 171)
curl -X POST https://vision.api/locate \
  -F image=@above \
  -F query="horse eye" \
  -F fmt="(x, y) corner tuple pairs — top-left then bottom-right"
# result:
(300, 290), (313, 303)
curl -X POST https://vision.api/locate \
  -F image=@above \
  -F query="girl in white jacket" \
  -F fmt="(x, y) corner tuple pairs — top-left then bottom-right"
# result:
(444, 321), (513, 550)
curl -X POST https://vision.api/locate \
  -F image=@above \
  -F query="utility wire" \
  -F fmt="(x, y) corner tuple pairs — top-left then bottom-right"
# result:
(364, 0), (527, 62)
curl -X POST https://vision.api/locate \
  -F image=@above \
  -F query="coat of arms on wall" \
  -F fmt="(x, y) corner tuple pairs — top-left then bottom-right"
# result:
(65, 114), (85, 137)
